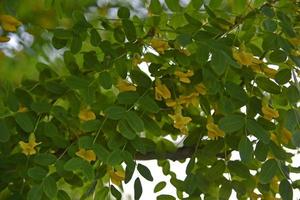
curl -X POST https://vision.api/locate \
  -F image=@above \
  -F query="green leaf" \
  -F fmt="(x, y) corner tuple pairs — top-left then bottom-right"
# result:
(279, 179), (293, 200)
(28, 166), (48, 181)
(27, 185), (43, 200)
(154, 181), (166, 193)
(269, 141), (291, 160)
(64, 157), (84, 171)
(275, 69), (291, 84)
(254, 140), (269, 162)
(107, 149), (123, 165)
(269, 50), (287, 63)
(105, 106), (126, 120)
(246, 119), (270, 144)
(95, 187), (109, 200)
(138, 95), (160, 113)
(256, 77), (281, 94)
(111, 185), (121, 200)
(143, 116), (161, 137)
(259, 159), (278, 184)
(263, 18), (277, 32)
(130, 70), (152, 88)
(98, 71), (112, 89)
(219, 182), (232, 200)
(70, 35), (82, 54)
(125, 111), (144, 133)
(134, 177), (142, 200)
(57, 190), (71, 200)
(81, 161), (95, 180)
(238, 136), (253, 164)
(34, 153), (56, 166)
(117, 119), (136, 140)
(114, 27), (125, 43)
(117, 91), (139, 105)
(31, 101), (51, 113)
(219, 114), (245, 134)
(137, 163), (153, 181)
(165, 0), (182, 12)
(92, 144), (110, 163)
(65, 76), (89, 90)
(80, 119), (101, 132)
(211, 51), (227, 76)
(90, 28), (101, 46)
(78, 136), (93, 148)
(149, 0), (162, 15)
(227, 161), (251, 178)
(0, 120), (10, 142)
(157, 195), (176, 200)
(43, 175), (57, 198)
(206, 160), (226, 180)
(15, 112), (34, 133)
(122, 19), (136, 42)
(118, 7), (130, 18)
(225, 82), (248, 104)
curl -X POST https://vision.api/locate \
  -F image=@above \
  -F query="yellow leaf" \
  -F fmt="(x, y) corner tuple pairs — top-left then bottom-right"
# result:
(0, 36), (10, 43)
(174, 70), (194, 83)
(76, 148), (96, 162)
(155, 81), (171, 101)
(19, 133), (41, 156)
(206, 122), (225, 140)
(261, 105), (279, 120)
(78, 109), (96, 121)
(116, 79), (136, 92)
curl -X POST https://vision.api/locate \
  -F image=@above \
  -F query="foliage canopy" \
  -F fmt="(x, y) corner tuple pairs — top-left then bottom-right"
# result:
(0, 0), (300, 199)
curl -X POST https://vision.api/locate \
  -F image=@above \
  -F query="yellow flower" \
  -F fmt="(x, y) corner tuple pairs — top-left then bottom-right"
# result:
(78, 109), (96, 121)
(116, 79), (136, 92)
(174, 70), (194, 83)
(168, 107), (192, 134)
(206, 121), (225, 140)
(262, 67), (277, 79)
(195, 83), (207, 95)
(155, 81), (171, 101)
(262, 105), (279, 120)
(0, 36), (10, 43)
(0, 15), (22, 32)
(150, 38), (169, 54)
(165, 99), (178, 107)
(75, 148), (96, 162)
(232, 49), (262, 66)
(18, 105), (28, 113)
(289, 37), (300, 47)
(179, 92), (199, 107)
(19, 133), (41, 156)
(109, 168), (125, 186)
(280, 127), (292, 145)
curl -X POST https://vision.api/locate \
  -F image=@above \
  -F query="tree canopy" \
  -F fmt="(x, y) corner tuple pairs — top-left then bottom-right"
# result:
(0, 0), (300, 199)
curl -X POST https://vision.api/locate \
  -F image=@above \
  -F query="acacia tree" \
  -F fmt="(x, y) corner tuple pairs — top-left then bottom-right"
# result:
(0, 0), (300, 199)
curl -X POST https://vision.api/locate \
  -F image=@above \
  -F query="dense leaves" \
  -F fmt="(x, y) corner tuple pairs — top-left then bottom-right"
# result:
(0, 0), (299, 199)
